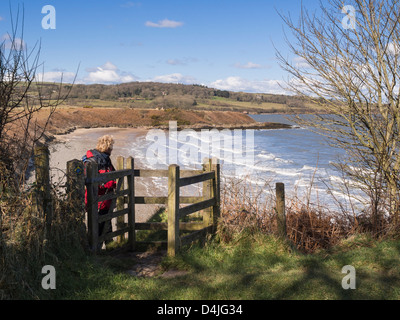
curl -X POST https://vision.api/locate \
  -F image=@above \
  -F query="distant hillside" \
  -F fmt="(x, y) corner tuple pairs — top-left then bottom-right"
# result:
(38, 81), (323, 113)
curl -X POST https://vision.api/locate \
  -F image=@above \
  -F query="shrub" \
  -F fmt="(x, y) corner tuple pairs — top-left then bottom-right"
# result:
(218, 175), (358, 253)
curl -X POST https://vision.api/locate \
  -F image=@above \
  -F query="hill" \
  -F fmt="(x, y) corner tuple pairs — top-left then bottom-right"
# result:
(35, 107), (292, 136)
(37, 81), (323, 114)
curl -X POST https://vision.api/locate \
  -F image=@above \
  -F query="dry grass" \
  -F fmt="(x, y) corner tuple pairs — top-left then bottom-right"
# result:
(285, 205), (349, 253)
(217, 174), (396, 254)
(0, 164), (87, 299)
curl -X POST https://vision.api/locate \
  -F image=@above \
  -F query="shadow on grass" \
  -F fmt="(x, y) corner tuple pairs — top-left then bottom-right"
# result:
(54, 226), (400, 300)
(139, 234), (400, 300)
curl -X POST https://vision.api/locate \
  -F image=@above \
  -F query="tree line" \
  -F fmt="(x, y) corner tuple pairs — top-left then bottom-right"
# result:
(38, 81), (300, 106)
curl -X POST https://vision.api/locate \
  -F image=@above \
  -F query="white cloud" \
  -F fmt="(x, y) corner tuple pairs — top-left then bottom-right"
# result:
(0, 16), (4, 21)
(120, 2), (141, 8)
(145, 19), (184, 28)
(101, 61), (118, 71)
(166, 57), (198, 66)
(37, 71), (76, 83)
(84, 62), (137, 84)
(387, 42), (400, 56)
(210, 76), (289, 94)
(293, 57), (312, 69)
(1, 33), (26, 50)
(234, 62), (267, 69)
(150, 73), (196, 84)
(166, 59), (185, 66)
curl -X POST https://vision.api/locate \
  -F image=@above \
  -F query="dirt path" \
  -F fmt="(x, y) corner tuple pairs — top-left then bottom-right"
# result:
(109, 249), (188, 278)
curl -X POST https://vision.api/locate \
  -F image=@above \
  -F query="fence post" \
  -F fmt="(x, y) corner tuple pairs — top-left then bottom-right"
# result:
(168, 164), (180, 257)
(34, 144), (52, 237)
(66, 159), (85, 216)
(276, 182), (287, 239)
(126, 157), (136, 251)
(211, 158), (221, 228)
(202, 158), (214, 227)
(86, 161), (99, 252)
(116, 156), (125, 243)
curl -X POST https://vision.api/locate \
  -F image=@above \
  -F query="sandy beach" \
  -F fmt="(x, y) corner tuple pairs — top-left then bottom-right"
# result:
(50, 127), (163, 222)
(39, 109), (291, 223)
(51, 126), (149, 169)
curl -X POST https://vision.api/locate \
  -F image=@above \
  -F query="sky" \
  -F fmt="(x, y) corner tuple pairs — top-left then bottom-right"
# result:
(0, 0), (322, 94)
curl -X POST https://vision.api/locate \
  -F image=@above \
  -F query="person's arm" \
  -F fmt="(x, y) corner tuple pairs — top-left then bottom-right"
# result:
(103, 180), (116, 190)
(98, 165), (116, 191)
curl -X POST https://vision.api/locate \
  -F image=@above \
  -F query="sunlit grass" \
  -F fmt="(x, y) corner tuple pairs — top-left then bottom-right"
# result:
(53, 232), (400, 300)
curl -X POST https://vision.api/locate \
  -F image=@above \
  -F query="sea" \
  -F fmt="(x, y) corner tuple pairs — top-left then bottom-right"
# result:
(50, 114), (366, 214)
(123, 114), (364, 212)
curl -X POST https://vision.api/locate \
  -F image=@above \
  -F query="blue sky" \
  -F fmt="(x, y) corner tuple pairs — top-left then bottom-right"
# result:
(0, 0), (321, 94)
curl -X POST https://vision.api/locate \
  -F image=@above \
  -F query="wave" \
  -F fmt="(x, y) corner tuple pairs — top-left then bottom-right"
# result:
(300, 165), (317, 171)
(257, 152), (294, 164)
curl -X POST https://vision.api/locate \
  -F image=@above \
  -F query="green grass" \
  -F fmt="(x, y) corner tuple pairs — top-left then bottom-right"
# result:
(61, 96), (323, 113)
(47, 232), (400, 300)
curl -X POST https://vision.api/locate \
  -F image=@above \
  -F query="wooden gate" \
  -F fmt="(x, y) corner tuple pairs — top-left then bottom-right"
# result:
(67, 157), (220, 256)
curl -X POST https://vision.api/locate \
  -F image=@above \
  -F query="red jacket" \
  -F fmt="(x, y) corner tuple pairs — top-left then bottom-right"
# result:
(84, 149), (116, 212)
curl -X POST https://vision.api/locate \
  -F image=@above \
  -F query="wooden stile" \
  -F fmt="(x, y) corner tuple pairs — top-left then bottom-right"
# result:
(80, 156), (220, 255)
(32, 145), (220, 256)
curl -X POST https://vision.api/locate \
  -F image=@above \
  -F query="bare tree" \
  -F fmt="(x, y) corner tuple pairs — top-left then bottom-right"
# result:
(277, 0), (400, 232)
(0, 7), (74, 186)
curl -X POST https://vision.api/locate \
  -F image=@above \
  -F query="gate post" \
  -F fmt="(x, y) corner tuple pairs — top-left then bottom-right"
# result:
(86, 162), (99, 252)
(276, 182), (286, 239)
(126, 157), (136, 251)
(202, 158), (212, 227)
(211, 158), (221, 228)
(116, 156), (126, 243)
(168, 164), (180, 256)
(34, 144), (52, 237)
(66, 159), (85, 215)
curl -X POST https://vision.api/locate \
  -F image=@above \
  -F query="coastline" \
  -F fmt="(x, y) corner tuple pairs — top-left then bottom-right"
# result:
(33, 108), (294, 222)
(49, 127), (160, 223)
(35, 107), (293, 140)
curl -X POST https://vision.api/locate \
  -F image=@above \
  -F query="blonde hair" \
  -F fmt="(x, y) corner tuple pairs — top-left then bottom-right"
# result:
(96, 135), (114, 153)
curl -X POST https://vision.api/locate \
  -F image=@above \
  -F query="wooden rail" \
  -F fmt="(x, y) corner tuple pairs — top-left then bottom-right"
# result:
(33, 145), (286, 258)
(67, 156), (221, 256)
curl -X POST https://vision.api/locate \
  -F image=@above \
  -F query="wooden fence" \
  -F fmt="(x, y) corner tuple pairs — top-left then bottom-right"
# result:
(33, 145), (287, 256)
(66, 156), (221, 256)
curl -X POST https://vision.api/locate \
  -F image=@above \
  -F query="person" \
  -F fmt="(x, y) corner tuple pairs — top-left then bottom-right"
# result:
(84, 135), (116, 248)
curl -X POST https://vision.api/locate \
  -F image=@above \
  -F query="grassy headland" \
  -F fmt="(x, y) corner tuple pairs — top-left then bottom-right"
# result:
(34, 106), (292, 137)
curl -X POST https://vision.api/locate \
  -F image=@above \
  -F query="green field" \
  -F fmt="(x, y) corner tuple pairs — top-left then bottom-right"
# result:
(28, 81), (323, 113)
(62, 96), (323, 114)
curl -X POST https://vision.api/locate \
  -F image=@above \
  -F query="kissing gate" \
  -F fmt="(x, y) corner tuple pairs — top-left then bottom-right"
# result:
(66, 157), (220, 256)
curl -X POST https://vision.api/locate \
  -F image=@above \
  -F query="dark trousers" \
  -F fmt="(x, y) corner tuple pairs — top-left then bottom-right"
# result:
(98, 208), (112, 243)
